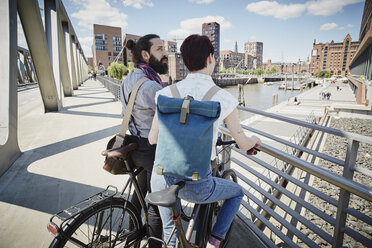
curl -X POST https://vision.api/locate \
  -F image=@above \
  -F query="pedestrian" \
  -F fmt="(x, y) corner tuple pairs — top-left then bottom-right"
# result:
(93, 72), (96, 81)
(149, 34), (261, 248)
(120, 34), (168, 247)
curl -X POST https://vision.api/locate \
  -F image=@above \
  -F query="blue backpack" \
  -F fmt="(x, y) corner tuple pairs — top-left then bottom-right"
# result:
(154, 85), (221, 181)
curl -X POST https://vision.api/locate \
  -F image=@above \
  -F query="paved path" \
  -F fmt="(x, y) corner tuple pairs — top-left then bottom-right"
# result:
(0, 79), (369, 247)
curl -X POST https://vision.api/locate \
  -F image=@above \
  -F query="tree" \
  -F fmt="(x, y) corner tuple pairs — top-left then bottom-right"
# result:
(254, 66), (264, 76)
(88, 65), (93, 72)
(127, 62), (135, 74)
(107, 62), (127, 80)
(324, 71), (332, 78)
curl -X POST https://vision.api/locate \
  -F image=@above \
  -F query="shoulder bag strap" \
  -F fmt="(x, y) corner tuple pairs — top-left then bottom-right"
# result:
(202, 85), (221, 101)
(169, 84), (181, 98)
(113, 77), (147, 148)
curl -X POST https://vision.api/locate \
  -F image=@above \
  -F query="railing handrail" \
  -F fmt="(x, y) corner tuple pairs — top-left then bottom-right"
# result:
(237, 105), (372, 144)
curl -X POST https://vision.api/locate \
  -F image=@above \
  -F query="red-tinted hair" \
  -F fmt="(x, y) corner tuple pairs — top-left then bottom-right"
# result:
(180, 34), (214, 72)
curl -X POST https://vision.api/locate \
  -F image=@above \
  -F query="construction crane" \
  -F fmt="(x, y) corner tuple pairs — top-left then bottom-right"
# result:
(172, 38), (185, 42)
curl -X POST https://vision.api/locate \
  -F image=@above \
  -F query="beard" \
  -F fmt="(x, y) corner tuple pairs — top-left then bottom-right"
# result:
(149, 55), (168, 74)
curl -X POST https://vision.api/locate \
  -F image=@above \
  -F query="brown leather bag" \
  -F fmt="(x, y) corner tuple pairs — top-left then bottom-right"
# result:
(102, 135), (138, 174)
(102, 77), (147, 175)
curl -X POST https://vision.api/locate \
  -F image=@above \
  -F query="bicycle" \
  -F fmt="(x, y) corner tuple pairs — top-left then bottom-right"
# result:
(47, 142), (160, 248)
(46, 135), (257, 248)
(146, 136), (259, 248)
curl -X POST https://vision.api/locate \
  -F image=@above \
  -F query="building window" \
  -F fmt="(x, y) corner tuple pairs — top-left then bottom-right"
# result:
(96, 46), (107, 51)
(95, 34), (107, 40)
(96, 40), (107, 45)
(108, 52), (111, 56)
(113, 36), (121, 41)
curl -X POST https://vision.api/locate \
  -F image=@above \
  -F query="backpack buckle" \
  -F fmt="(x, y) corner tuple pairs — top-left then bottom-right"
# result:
(180, 96), (193, 125)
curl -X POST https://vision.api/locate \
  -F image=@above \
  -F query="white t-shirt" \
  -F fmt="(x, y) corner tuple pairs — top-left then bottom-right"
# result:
(155, 73), (238, 159)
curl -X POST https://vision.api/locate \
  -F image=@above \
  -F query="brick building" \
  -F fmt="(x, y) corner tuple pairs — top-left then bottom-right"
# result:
(220, 50), (245, 69)
(263, 59), (309, 74)
(202, 22), (220, 60)
(349, 0), (372, 105)
(202, 22), (220, 73)
(92, 24), (122, 72)
(310, 34), (360, 77)
(244, 41), (263, 69)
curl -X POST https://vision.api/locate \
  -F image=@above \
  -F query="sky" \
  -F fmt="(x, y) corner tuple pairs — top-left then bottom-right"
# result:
(19, 0), (365, 63)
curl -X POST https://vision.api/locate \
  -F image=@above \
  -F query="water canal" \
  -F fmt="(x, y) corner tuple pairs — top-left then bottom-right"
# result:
(224, 81), (307, 121)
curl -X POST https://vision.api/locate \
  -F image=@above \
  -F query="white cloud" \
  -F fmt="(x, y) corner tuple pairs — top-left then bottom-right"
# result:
(248, 36), (257, 41)
(246, 0), (363, 19)
(306, 0), (363, 16)
(168, 16), (232, 38)
(223, 39), (233, 43)
(71, 0), (128, 31)
(122, 0), (153, 9)
(189, 0), (215, 4)
(320, 22), (338, 31)
(320, 22), (355, 31)
(78, 36), (93, 57)
(246, 1), (306, 20)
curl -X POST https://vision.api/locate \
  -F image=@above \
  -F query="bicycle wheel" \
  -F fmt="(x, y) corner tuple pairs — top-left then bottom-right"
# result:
(180, 199), (195, 221)
(50, 197), (143, 248)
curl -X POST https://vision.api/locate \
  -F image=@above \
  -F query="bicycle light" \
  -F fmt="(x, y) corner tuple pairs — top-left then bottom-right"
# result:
(47, 222), (59, 237)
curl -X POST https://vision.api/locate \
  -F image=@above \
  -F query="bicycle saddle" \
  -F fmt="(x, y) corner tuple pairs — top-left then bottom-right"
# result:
(145, 182), (186, 208)
(101, 143), (138, 160)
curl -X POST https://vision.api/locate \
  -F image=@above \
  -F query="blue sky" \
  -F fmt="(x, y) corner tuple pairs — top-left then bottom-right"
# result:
(23, 0), (365, 63)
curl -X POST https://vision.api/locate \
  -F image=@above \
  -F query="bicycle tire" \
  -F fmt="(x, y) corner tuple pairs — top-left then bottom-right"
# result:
(49, 197), (143, 248)
(180, 199), (195, 221)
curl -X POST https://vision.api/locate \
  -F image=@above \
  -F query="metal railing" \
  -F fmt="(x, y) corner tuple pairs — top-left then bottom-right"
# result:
(219, 106), (372, 248)
(97, 77), (372, 247)
(97, 76), (122, 101)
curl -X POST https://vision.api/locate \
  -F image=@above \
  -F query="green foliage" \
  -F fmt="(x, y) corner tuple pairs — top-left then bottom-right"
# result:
(254, 66), (264, 76)
(265, 68), (277, 74)
(107, 62), (127, 80)
(127, 62), (135, 74)
(324, 71), (332, 78)
(315, 71), (333, 78)
(88, 65), (93, 72)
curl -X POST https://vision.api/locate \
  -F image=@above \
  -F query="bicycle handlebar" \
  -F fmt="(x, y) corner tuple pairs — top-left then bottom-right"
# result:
(216, 136), (260, 155)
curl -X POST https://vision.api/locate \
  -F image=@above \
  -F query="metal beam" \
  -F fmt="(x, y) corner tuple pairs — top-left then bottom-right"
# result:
(17, 0), (61, 112)
(44, 0), (62, 101)
(70, 36), (78, 89)
(0, 0), (21, 176)
(57, 13), (72, 96)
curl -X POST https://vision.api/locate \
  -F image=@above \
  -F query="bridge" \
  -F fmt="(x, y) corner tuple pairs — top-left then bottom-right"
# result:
(1, 1), (372, 248)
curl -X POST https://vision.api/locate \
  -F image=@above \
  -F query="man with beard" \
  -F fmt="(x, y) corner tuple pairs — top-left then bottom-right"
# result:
(120, 34), (168, 247)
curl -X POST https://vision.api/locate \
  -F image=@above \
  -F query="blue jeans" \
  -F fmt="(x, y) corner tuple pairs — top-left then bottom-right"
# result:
(151, 169), (244, 247)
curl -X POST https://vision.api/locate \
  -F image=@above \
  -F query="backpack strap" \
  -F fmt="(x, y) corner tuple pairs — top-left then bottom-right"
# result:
(169, 84), (181, 98)
(202, 85), (221, 101)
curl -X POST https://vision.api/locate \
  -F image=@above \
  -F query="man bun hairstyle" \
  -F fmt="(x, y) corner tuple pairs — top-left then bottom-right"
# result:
(126, 34), (160, 63)
(125, 39), (136, 50)
(180, 34), (214, 72)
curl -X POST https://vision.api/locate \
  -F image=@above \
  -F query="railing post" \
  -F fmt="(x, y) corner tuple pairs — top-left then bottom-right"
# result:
(332, 139), (359, 247)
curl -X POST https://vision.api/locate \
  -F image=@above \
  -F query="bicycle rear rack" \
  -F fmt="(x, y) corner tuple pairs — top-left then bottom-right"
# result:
(48, 185), (118, 233)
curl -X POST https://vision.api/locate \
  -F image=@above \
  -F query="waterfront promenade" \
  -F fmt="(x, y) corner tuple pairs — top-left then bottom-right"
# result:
(0, 79), (369, 247)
